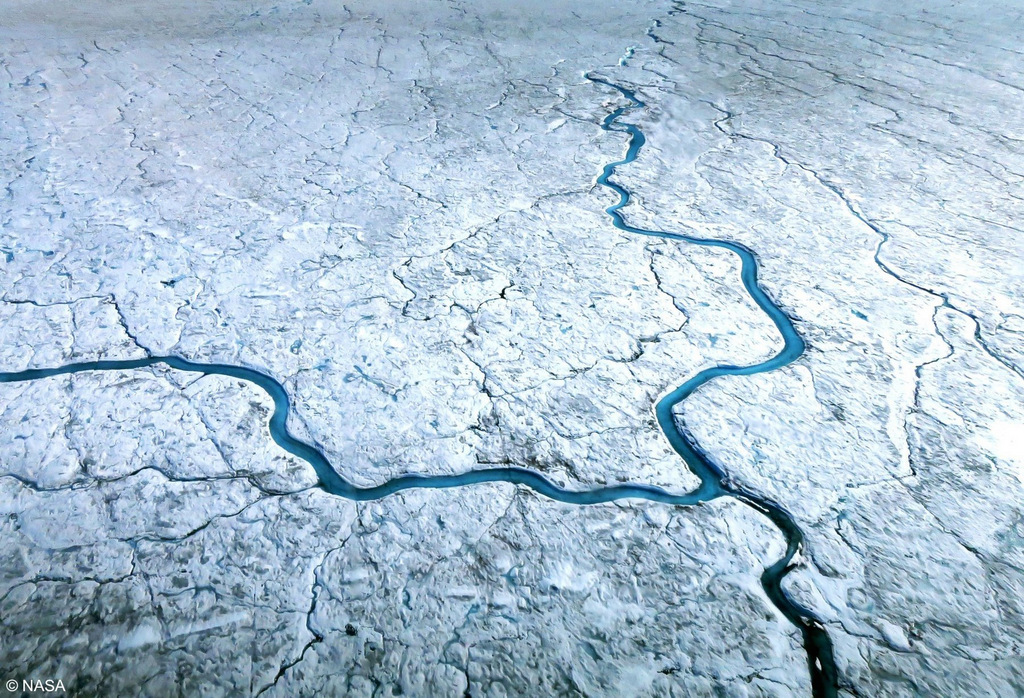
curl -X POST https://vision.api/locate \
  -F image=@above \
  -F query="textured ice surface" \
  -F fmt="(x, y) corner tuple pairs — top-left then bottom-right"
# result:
(1, 0), (1022, 696)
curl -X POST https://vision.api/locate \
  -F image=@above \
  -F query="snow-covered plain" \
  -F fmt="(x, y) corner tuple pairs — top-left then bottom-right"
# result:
(1, 0), (1022, 695)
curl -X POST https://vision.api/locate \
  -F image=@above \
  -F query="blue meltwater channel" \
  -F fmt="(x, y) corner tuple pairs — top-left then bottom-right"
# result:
(586, 74), (837, 697)
(0, 77), (838, 697)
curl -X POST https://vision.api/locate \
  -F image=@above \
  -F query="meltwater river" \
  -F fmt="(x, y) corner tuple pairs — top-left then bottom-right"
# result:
(0, 74), (839, 697)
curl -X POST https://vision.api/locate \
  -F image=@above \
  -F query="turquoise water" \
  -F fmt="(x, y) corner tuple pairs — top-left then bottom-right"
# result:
(588, 74), (835, 697)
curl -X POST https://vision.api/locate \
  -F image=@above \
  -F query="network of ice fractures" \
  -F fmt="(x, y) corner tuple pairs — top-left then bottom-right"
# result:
(2, 0), (1023, 696)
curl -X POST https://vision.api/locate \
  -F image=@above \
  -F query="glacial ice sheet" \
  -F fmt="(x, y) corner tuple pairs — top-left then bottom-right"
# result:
(2, 0), (1022, 696)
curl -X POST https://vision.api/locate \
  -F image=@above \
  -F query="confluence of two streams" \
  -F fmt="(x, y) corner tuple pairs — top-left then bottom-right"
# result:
(0, 69), (841, 698)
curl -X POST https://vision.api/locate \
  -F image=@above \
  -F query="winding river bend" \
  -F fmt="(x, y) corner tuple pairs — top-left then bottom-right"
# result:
(587, 74), (837, 697)
(0, 77), (838, 696)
